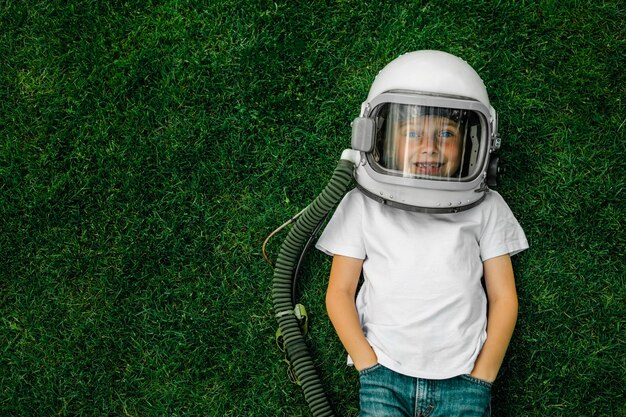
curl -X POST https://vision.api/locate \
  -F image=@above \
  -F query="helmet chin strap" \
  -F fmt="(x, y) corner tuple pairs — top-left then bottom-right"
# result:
(355, 182), (488, 214)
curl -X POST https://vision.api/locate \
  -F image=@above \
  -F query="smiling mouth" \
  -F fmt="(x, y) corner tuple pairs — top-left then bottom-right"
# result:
(414, 162), (443, 168)
(412, 162), (444, 175)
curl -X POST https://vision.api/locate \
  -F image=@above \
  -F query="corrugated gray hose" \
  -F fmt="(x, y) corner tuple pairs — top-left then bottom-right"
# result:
(272, 158), (354, 417)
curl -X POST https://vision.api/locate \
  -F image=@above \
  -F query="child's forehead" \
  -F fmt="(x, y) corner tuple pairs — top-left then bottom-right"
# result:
(396, 114), (460, 126)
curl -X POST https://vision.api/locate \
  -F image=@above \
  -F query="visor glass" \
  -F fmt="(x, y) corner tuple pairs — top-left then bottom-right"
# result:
(370, 103), (486, 181)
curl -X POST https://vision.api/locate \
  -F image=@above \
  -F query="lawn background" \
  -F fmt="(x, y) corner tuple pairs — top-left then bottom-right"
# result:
(1, 0), (624, 416)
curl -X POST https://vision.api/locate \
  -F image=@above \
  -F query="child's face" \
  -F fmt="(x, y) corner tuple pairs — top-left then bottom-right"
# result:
(393, 115), (462, 177)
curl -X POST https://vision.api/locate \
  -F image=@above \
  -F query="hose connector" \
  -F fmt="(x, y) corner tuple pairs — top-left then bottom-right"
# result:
(340, 149), (361, 166)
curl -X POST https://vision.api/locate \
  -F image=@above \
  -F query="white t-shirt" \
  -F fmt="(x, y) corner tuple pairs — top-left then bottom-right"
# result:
(316, 188), (529, 379)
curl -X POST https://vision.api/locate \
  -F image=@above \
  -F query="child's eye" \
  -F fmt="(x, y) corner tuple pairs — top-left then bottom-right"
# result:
(407, 131), (418, 138)
(439, 130), (455, 139)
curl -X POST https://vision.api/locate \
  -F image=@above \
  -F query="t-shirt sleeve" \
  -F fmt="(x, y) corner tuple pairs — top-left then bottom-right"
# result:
(315, 189), (366, 259)
(479, 191), (529, 261)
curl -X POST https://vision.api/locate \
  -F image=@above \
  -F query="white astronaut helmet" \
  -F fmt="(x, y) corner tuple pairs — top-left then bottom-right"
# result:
(351, 50), (501, 212)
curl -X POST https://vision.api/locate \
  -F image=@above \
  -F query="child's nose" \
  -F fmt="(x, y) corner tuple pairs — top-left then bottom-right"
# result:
(420, 133), (440, 153)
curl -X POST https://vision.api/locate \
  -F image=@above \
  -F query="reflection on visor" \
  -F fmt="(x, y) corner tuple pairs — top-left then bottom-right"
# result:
(372, 104), (483, 181)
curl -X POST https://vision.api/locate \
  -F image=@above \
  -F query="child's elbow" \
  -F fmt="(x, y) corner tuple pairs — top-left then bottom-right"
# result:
(490, 292), (518, 316)
(325, 288), (341, 314)
(325, 287), (353, 316)
(510, 296), (519, 319)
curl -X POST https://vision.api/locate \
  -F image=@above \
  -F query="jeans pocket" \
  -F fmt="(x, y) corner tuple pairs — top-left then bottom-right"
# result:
(358, 363), (382, 377)
(461, 374), (493, 389)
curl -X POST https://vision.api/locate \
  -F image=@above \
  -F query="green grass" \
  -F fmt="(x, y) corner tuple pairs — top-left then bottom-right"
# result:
(1, 0), (624, 416)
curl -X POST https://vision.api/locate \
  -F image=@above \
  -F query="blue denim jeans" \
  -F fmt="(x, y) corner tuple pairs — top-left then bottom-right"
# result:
(359, 364), (491, 417)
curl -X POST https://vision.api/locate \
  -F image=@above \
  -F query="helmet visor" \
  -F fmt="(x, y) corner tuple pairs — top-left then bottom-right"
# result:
(370, 103), (485, 181)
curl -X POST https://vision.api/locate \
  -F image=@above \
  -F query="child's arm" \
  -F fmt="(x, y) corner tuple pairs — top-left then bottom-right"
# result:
(471, 254), (519, 383)
(326, 254), (378, 371)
